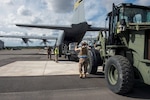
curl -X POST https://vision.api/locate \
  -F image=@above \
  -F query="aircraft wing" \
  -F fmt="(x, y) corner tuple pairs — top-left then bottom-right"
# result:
(16, 24), (72, 30)
(16, 24), (108, 32)
(0, 35), (57, 40)
(83, 37), (97, 40)
(87, 26), (109, 31)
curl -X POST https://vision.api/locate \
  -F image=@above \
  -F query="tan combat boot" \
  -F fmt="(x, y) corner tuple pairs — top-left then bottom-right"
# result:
(83, 73), (86, 78)
(79, 73), (82, 78)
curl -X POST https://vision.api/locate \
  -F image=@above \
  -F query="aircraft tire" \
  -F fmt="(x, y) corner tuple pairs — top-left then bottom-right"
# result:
(105, 55), (134, 94)
(87, 48), (98, 74)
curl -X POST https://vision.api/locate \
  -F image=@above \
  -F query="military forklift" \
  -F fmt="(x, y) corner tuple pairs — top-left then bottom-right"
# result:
(87, 3), (150, 94)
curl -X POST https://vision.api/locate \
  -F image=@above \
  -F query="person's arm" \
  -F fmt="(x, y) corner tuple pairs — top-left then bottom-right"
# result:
(75, 46), (80, 51)
(87, 46), (91, 50)
(74, 43), (81, 51)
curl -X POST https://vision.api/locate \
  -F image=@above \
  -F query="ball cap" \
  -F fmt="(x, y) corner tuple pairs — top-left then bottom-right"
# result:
(81, 41), (87, 46)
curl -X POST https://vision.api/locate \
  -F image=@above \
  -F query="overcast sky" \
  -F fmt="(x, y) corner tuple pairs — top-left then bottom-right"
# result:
(0, 0), (150, 46)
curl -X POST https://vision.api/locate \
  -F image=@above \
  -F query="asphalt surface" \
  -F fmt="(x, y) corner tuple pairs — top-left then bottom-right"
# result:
(0, 49), (150, 100)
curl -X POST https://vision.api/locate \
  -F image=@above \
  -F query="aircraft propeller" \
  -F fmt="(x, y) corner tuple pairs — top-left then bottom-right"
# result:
(21, 38), (33, 46)
(40, 39), (51, 46)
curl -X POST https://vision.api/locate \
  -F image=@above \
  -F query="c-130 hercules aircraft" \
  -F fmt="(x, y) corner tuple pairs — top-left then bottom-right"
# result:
(15, 0), (108, 56)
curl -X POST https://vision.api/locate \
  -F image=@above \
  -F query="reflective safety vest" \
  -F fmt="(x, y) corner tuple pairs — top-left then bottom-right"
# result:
(54, 47), (59, 55)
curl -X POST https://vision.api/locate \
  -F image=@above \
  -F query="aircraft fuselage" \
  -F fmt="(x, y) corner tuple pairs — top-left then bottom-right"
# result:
(63, 22), (89, 44)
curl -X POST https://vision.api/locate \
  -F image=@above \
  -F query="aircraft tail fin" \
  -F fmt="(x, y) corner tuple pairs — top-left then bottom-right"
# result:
(72, 0), (86, 24)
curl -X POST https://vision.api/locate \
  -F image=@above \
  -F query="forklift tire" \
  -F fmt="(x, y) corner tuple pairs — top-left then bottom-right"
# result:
(68, 55), (73, 61)
(95, 49), (103, 66)
(68, 55), (71, 61)
(105, 55), (134, 94)
(87, 49), (98, 74)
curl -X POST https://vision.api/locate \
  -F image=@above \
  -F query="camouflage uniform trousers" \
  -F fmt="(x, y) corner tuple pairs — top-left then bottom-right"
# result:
(47, 52), (51, 59)
(79, 58), (88, 74)
(55, 54), (58, 62)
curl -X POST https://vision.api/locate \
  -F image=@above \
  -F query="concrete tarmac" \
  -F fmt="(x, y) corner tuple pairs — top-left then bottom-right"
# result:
(0, 49), (150, 100)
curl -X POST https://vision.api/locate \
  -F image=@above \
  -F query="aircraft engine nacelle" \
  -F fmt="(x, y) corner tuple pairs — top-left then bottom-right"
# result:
(56, 32), (65, 46)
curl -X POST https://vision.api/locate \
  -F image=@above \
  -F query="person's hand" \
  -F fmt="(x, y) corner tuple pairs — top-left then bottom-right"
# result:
(75, 42), (78, 46)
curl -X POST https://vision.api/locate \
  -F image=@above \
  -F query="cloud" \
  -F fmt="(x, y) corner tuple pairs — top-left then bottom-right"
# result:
(45, 0), (74, 13)
(1, 0), (150, 46)
(30, 16), (42, 24)
(136, 0), (150, 5)
(0, 0), (14, 5)
(17, 5), (32, 16)
(84, 0), (107, 26)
